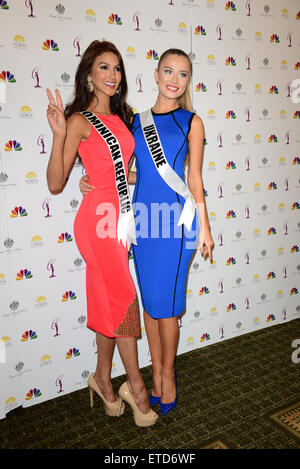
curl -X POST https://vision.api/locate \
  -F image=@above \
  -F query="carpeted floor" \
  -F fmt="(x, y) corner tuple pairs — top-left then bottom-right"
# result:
(1, 319), (299, 449)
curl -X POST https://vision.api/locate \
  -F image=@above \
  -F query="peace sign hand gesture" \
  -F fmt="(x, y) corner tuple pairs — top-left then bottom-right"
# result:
(46, 88), (67, 137)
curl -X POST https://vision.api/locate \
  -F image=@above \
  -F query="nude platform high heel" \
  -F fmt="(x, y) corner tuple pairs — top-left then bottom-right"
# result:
(118, 382), (158, 427)
(88, 373), (125, 417)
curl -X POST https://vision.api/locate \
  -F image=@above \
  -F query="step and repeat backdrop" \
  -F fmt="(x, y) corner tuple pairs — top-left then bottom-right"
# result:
(0, 0), (299, 419)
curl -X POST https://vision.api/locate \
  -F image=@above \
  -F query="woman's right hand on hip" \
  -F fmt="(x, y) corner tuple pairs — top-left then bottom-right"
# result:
(80, 174), (95, 195)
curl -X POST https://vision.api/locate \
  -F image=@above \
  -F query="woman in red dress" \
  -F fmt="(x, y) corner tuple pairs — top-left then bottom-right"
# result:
(46, 41), (157, 427)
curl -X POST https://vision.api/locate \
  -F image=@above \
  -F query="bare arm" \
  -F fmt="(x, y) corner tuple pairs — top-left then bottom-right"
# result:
(128, 154), (136, 185)
(187, 114), (214, 260)
(46, 88), (87, 194)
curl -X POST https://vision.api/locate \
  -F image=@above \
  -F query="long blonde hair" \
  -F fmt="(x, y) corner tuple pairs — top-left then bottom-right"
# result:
(157, 48), (193, 112)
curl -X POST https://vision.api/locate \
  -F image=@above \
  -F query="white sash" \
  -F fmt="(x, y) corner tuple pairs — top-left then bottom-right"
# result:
(81, 111), (137, 249)
(139, 109), (196, 230)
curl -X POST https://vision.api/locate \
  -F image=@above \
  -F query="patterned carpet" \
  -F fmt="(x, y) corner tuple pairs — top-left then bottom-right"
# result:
(0, 319), (299, 449)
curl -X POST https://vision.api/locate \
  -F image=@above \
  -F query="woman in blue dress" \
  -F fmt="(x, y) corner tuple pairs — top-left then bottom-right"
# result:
(80, 49), (214, 416)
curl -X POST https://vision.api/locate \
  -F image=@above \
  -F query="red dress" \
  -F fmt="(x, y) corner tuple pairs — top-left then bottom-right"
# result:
(73, 113), (140, 338)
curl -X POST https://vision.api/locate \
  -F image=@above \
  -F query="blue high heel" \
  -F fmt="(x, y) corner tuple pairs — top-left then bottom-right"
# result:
(160, 370), (177, 416)
(149, 392), (161, 406)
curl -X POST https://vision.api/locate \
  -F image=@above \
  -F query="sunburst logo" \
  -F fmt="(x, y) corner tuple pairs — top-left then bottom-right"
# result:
(66, 347), (80, 359)
(226, 257), (236, 265)
(267, 272), (276, 279)
(225, 1), (236, 11)
(200, 333), (210, 342)
(5, 140), (22, 151)
(57, 232), (73, 243)
(108, 13), (122, 25)
(291, 202), (300, 210)
(61, 291), (77, 301)
(226, 161), (236, 169)
(226, 303), (236, 311)
(10, 206), (28, 217)
(268, 134), (278, 142)
(269, 85), (279, 94)
(268, 182), (277, 190)
(267, 227), (276, 235)
(199, 286), (209, 295)
(25, 388), (41, 400)
(225, 110), (236, 119)
(21, 330), (37, 341)
(225, 57), (236, 66)
(226, 210), (236, 219)
(42, 39), (59, 51)
(146, 49), (159, 60)
(0, 70), (15, 82)
(194, 25), (206, 35)
(270, 34), (280, 43)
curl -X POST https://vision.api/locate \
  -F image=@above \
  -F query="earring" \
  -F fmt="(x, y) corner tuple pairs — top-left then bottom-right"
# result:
(87, 76), (94, 92)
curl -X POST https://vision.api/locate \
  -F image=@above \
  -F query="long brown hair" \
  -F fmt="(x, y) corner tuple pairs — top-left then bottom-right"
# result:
(65, 40), (133, 128)
(157, 48), (193, 112)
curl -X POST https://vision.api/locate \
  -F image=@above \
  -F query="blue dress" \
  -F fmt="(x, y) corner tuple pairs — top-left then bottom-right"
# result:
(132, 108), (199, 319)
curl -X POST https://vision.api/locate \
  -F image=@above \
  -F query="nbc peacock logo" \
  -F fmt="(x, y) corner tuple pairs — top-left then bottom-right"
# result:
(108, 13), (122, 25)
(61, 291), (77, 301)
(10, 206), (28, 217)
(267, 271), (276, 279)
(225, 57), (236, 66)
(200, 333), (210, 342)
(268, 182), (277, 190)
(57, 232), (73, 243)
(291, 202), (300, 210)
(226, 303), (236, 311)
(290, 288), (298, 295)
(269, 85), (279, 94)
(226, 161), (236, 169)
(267, 227), (276, 235)
(0, 0), (9, 9)
(267, 314), (275, 322)
(292, 157), (300, 165)
(195, 82), (207, 92)
(293, 111), (300, 119)
(0, 70), (15, 82)
(297, 11), (300, 20)
(226, 210), (236, 219)
(194, 25), (206, 35)
(5, 140), (22, 151)
(290, 245), (299, 253)
(226, 257), (236, 265)
(225, 1), (236, 11)
(146, 49), (159, 60)
(225, 110), (236, 119)
(16, 269), (32, 280)
(268, 134), (278, 143)
(270, 34), (280, 43)
(294, 62), (300, 70)
(199, 286), (209, 295)
(42, 39), (59, 51)
(65, 347), (80, 359)
(25, 388), (42, 400)
(21, 330), (37, 342)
